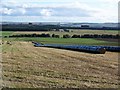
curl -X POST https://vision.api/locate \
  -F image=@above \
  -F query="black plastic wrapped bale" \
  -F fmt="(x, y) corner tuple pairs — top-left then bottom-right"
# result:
(33, 43), (106, 54)
(77, 46), (106, 54)
(102, 46), (120, 52)
(56, 45), (106, 54)
(92, 46), (120, 52)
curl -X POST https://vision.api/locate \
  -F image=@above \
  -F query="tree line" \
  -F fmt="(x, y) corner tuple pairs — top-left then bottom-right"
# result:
(2, 24), (119, 31)
(5, 33), (120, 39)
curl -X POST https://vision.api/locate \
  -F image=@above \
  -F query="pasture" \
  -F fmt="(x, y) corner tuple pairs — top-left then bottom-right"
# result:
(2, 30), (119, 46)
(3, 37), (118, 46)
(1, 31), (14, 37)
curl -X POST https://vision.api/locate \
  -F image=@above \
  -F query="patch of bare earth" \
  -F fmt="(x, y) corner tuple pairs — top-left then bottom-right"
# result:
(2, 41), (119, 88)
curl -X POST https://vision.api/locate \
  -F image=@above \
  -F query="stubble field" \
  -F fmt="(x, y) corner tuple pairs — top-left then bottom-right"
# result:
(2, 41), (119, 88)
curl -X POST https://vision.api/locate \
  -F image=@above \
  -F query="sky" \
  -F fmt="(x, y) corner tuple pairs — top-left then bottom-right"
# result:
(0, 0), (119, 23)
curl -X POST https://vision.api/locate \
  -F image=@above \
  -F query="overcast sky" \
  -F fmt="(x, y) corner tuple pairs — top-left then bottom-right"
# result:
(0, 0), (119, 22)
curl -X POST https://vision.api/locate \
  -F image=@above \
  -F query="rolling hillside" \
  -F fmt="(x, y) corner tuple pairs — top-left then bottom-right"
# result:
(2, 41), (119, 88)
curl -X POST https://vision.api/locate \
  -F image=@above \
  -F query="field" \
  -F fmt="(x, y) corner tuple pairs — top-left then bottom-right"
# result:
(3, 37), (118, 46)
(13, 30), (119, 37)
(2, 41), (119, 88)
(1, 31), (14, 37)
(2, 30), (119, 46)
(1, 29), (119, 36)
(1, 30), (119, 88)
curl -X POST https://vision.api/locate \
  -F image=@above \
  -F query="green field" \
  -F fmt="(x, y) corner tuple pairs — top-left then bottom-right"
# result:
(3, 37), (118, 46)
(2, 30), (119, 46)
(1, 31), (14, 36)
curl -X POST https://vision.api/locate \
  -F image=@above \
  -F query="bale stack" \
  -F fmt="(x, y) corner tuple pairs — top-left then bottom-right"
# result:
(33, 42), (106, 54)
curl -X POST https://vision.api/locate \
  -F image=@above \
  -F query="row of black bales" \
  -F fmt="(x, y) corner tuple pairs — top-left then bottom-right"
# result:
(32, 42), (105, 54)
(32, 42), (120, 54)
(93, 46), (120, 52)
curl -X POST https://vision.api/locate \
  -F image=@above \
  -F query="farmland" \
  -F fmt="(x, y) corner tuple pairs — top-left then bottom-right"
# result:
(13, 30), (119, 37)
(3, 37), (118, 46)
(2, 41), (119, 88)
(1, 29), (119, 36)
(2, 30), (119, 46)
(1, 30), (119, 88)
(1, 31), (14, 37)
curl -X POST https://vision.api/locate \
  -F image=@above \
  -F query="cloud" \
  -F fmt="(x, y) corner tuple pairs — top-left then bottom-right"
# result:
(1, 7), (26, 16)
(1, 2), (92, 17)
(1, 8), (14, 15)
(40, 9), (52, 17)
(1, 0), (118, 22)
(92, 8), (118, 22)
(97, 0), (119, 3)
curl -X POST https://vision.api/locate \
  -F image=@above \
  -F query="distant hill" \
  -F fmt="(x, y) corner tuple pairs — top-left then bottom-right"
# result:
(1, 22), (119, 31)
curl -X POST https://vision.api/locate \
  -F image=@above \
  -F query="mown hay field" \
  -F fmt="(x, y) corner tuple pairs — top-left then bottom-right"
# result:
(2, 41), (119, 88)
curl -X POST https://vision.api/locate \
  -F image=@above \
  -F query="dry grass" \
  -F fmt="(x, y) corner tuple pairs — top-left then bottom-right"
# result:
(13, 31), (49, 35)
(2, 41), (119, 88)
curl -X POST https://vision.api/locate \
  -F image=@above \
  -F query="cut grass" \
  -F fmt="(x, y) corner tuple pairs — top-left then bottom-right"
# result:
(2, 41), (119, 88)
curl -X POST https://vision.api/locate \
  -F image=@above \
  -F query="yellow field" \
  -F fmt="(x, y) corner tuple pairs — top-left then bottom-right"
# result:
(2, 41), (119, 88)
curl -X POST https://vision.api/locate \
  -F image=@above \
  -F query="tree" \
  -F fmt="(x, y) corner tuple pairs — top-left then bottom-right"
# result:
(52, 34), (60, 38)
(63, 34), (71, 38)
(72, 34), (80, 38)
